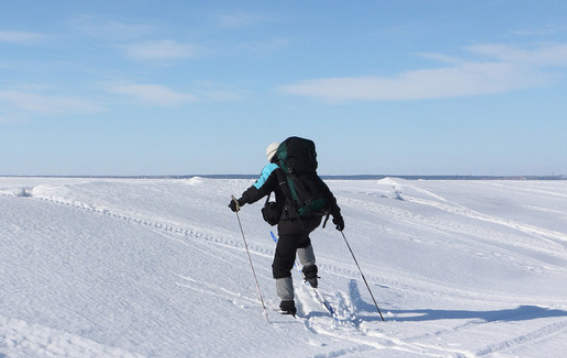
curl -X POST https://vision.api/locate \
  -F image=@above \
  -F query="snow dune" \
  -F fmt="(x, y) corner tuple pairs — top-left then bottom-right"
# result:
(1, 177), (566, 358)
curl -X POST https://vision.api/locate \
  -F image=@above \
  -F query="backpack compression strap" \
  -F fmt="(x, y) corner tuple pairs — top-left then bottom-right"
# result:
(274, 167), (297, 202)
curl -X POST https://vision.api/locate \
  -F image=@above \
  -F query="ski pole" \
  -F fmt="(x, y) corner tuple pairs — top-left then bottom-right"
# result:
(340, 231), (385, 321)
(232, 196), (269, 322)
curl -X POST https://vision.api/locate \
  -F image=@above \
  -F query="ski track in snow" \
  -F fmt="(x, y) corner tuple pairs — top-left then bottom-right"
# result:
(472, 320), (567, 357)
(271, 277), (567, 358)
(407, 181), (567, 245)
(401, 189), (567, 248)
(3, 182), (388, 294)
(175, 274), (259, 308)
(302, 316), (567, 358)
(2, 183), (271, 258)
(2, 178), (567, 358)
(397, 316), (567, 358)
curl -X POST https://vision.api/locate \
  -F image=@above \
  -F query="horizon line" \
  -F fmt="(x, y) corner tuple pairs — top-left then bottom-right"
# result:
(1, 174), (566, 181)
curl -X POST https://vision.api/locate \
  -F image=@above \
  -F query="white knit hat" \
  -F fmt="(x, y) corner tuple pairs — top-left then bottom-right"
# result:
(266, 142), (279, 162)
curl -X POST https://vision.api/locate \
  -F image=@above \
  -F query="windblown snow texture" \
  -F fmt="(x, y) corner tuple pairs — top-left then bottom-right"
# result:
(1, 177), (567, 357)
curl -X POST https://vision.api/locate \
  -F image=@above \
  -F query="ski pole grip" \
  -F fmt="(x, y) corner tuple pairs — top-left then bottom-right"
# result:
(231, 195), (241, 211)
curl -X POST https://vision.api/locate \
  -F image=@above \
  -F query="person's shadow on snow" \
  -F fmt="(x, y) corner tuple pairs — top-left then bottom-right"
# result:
(348, 279), (567, 322)
(386, 305), (567, 322)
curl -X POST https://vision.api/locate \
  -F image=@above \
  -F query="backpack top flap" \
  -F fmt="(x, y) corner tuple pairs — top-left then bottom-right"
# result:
(276, 136), (318, 174)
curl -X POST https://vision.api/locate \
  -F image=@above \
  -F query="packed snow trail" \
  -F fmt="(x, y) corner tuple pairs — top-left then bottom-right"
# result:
(1, 177), (567, 357)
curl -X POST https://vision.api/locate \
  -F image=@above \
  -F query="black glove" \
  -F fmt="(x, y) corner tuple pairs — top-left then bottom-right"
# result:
(332, 215), (345, 231)
(229, 198), (244, 212)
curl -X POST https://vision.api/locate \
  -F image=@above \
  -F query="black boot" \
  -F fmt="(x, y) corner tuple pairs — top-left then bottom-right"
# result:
(302, 265), (319, 288)
(279, 300), (297, 316)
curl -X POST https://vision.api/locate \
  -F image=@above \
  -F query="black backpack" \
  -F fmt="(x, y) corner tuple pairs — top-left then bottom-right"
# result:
(275, 137), (332, 218)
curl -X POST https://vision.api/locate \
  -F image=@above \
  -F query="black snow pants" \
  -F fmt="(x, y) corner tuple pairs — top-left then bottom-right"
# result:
(272, 232), (312, 279)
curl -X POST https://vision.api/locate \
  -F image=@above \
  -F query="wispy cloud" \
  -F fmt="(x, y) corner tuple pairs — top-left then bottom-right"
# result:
(0, 90), (102, 115)
(120, 40), (199, 61)
(71, 15), (154, 41)
(105, 82), (244, 106)
(193, 81), (244, 102)
(510, 24), (565, 37)
(239, 38), (290, 53)
(0, 30), (47, 44)
(217, 12), (261, 28)
(71, 16), (198, 61)
(280, 43), (567, 103)
(467, 43), (567, 67)
(105, 83), (199, 106)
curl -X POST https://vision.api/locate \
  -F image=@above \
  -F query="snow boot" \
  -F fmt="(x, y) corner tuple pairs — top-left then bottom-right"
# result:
(302, 264), (319, 288)
(298, 245), (319, 287)
(276, 277), (296, 315)
(279, 300), (297, 316)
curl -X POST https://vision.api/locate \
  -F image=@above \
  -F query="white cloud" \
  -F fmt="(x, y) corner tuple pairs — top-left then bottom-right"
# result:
(105, 82), (244, 105)
(193, 81), (244, 101)
(0, 30), (47, 44)
(280, 43), (567, 103)
(121, 40), (199, 61)
(71, 15), (154, 41)
(217, 12), (260, 28)
(466, 43), (567, 67)
(106, 84), (199, 106)
(510, 25), (566, 37)
(0, 90), (102, 115)
(281, 63), (547, 102)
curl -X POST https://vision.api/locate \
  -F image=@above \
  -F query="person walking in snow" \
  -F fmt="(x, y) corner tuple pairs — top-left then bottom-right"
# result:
(229, 140), (344, 316)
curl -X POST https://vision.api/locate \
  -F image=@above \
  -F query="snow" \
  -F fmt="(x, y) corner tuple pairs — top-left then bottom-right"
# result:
(1, 177), (566, 358)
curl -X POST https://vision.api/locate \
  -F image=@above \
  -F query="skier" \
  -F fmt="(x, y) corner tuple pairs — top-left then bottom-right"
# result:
(229, 141), (344, 315)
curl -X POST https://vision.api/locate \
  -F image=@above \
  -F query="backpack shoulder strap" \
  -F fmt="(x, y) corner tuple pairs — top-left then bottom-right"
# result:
(273, 166), (296, 202)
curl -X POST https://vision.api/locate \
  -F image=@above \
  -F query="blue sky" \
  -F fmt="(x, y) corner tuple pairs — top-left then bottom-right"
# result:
(1, 0), (566, 176)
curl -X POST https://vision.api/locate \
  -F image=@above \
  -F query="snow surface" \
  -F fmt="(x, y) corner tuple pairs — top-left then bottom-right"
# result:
(1, 177), (566, 358)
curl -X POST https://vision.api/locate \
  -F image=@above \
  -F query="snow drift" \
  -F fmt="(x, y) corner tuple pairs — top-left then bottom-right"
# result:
(1, 177), (566, 358)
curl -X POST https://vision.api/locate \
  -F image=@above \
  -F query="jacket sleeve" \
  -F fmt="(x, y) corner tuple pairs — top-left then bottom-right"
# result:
(321, 180), (342, 218)
(240, 163), (279, 205)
